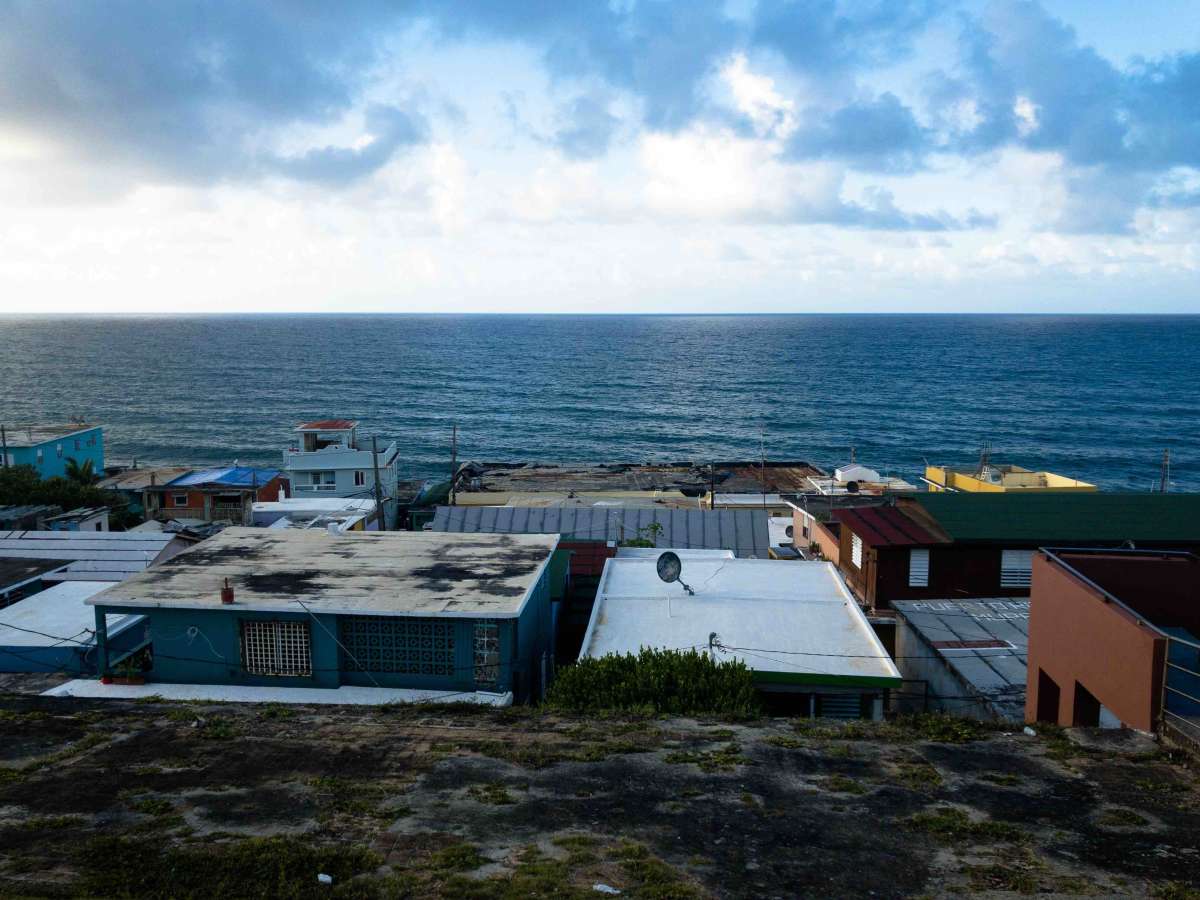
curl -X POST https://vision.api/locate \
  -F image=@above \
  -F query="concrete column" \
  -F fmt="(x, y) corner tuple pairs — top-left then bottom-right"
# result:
(94, 607), (109, 677)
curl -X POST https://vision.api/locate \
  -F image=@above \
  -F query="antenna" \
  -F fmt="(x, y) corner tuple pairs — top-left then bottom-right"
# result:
(1159, 449), (1170, 493)
(975, 440), (991, 477)
(655, 551), (694, 596)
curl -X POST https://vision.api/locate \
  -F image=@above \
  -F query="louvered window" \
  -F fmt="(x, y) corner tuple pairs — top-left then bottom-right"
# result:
(908, 549), (929, 587)
(240, 620), (312, 677)
(851, 533), (863, 568)
(1000, 549), (1034, 587)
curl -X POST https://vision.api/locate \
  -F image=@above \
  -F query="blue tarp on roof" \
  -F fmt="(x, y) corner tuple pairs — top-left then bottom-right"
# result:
(167, 467), (280, 488)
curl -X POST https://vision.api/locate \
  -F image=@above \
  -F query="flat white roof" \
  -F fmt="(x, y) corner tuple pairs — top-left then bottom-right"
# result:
(712, 493), (788, 506)
(87, 527), (557, 618)
(0, 581), (127, 647)
(253, 498), (376, 513)
(582, 555), (900, 685)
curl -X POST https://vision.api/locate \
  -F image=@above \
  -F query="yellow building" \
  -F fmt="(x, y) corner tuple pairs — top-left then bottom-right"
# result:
(924, 464), (1097, 493)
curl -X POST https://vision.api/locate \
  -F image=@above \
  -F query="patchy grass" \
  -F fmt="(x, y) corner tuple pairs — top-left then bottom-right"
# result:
(197, 716), (237, 739)
(1098, 807), (1150, 828)
(964, 862), (1038, 894)
(76, 835), (382, 898)
(824, 775), (867, 795)
(126, 795), (174, 816)
(7, 814), (86, 831)
(431, 842), (487, 872)
(981, 771), (1022, 786)
(257, 703), (297, 721)
(893, 762), (943, 790)
(905, 807), (1027, 843)
(664, 742), (752, 773)
(467, 782), (515, 805)
(1154, 882), (1200, 900)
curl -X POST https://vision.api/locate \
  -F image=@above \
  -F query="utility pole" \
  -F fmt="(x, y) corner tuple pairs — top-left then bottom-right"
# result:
(450, 423), (458, 506)
(0, 424), (7, 469)
(708, 462), (715, 510)
(1160, 449), (1171, 493)
(370, 436), (385, 529)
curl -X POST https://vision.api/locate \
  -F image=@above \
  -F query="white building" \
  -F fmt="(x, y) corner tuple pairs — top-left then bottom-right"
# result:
(581, 551), (901, 718)
(282, 420), (400, 526)
(252, 497), (379, 532)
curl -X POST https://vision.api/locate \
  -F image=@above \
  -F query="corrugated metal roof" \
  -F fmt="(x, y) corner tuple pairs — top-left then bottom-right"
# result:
(0, 424), (102, 447)
(167, 467), (281, 488)
(430, 505), (769, 558)
(296, 419), (357, 431)
(893, 598), (1029, 720)
(914, 493), (1200, 544)
(834, 505), (944, 547)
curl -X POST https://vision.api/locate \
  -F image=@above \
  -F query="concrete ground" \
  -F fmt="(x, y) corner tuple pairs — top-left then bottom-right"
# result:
(0, 684), (1198, 898)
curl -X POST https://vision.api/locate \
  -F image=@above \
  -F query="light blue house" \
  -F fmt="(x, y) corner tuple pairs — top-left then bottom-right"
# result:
(87, 528), (561, 703)
(1, 423), (105, 480)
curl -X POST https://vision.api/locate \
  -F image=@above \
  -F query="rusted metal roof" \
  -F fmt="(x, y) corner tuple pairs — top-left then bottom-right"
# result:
(295, 419), (357, 431)
(834, 504), (944, 547)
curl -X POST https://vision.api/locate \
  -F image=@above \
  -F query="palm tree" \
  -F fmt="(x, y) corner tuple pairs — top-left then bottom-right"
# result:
(64, 457), (98, 486)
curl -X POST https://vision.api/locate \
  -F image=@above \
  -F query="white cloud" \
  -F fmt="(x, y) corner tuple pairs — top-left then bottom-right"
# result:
(720, 53), (798, 139)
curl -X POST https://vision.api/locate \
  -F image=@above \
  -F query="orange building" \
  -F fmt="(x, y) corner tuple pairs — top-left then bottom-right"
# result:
(1026, 549), (1200, 738)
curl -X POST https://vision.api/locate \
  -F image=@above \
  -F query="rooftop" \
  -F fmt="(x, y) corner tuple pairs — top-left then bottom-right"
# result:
(295, 419), (358, 432)
(165, 466), (282, 489)
(833, 503), (946, 547)
(0, 531), (184, 581)
(1042, 549), (1200, 636)
(0, 423), (103, 447)
(455, 460), (824, 496)
(88, 528), (558, 618)
(0, 557), (66, 590)
(582, 556), (900, 686)
(99, 466), (195, 491)
(431, 505), (769, 558)
(0, 581), (122, 648)
(43, 507), (108, 524)
(914, 493), (1200, 544)
(893, 598), (1029, 720)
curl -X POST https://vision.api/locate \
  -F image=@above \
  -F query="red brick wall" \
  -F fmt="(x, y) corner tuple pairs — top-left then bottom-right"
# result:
(1025, 552), (1165, 731)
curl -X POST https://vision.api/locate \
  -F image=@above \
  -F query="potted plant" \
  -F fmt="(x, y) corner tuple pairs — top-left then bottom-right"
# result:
(107, 652), (148, 686)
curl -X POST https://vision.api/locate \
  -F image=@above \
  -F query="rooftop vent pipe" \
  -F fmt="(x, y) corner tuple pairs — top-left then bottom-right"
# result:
(220, 578), (235, 605)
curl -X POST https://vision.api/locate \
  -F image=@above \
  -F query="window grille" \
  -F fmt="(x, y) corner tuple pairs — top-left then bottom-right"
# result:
(1000, 549), (1034, 588)
(338, 616), (454, 676)
(473, 620), (500, 688)
(908, 549), (930, 587)
(240, 620), (312, 676)
(851, 533), (863, 568)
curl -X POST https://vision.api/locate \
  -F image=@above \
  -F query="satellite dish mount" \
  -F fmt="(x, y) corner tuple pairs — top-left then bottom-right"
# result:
(655, 551), (694, 596)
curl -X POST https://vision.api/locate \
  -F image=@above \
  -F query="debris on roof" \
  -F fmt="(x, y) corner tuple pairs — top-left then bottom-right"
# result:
(165, 466), (281, 489)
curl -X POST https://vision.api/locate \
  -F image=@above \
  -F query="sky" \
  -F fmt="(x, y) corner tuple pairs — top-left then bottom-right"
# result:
(1, 0), (1198, 314)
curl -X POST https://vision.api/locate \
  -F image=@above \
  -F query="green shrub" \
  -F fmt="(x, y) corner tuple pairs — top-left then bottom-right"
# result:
(546, 648), (761, 718)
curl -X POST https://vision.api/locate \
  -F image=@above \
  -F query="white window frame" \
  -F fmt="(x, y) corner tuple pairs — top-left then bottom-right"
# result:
(310, 471), (337, 491)
(172, 493), (189, 507)
(908, 548), (930, 587)
(240, 620), (312, 677)
(851, 533), (863, 569)
(1000, 549), (1034, 588)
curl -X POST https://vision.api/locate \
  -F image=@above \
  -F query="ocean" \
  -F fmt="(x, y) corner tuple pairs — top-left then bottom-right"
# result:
(0, 314), (1195, 491)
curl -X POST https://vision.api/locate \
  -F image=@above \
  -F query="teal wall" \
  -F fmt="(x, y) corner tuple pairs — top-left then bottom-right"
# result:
(7, 427), (104, 481)
(92, 557), (559, 701)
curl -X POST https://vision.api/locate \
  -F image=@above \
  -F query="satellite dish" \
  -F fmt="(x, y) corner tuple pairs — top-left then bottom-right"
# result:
(846, 480), (860, 494)
(655, 551), (694, 596)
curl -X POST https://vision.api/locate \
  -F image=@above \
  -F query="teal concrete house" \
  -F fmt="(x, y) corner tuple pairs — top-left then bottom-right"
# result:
(86, 528), (560, 704)
(1, 423), (105, 480)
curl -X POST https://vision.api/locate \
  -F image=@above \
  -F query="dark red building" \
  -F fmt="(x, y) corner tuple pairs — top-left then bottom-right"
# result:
(833, 494), (1200, 615)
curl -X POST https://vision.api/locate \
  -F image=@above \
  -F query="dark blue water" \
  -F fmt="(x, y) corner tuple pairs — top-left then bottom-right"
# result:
(0, 314), (1195, 491)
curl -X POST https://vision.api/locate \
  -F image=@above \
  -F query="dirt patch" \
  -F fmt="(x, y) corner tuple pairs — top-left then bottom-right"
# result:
(0, 692), (1197, 898)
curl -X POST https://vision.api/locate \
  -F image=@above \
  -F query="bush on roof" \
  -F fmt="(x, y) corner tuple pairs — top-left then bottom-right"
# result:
(547, 648), (761, 718)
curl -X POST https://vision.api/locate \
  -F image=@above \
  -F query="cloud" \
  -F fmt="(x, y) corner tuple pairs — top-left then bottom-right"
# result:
(551, 94), (621, 160)
(0, 2), (416, 184)
(265, 105), (428, 184)
(787, 92), (931, 172)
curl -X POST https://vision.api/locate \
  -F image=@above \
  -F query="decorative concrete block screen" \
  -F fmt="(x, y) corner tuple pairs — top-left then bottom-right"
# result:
(338, 616), (454, 676)
(240, 620), (313, 677)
